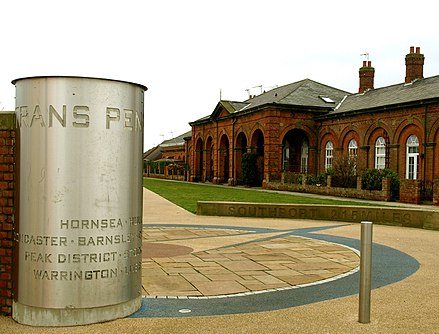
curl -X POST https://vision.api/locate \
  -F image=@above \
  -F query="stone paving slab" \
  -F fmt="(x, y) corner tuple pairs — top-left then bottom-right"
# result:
(141, 227), (359, 297)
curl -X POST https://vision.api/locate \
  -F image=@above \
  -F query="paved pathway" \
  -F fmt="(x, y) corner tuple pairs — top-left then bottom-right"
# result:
(1, 187), (438, 333)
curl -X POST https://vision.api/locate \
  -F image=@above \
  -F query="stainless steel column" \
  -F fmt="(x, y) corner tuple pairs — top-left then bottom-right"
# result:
(359, 221), (373, 324)
(12, 76), (146, 326)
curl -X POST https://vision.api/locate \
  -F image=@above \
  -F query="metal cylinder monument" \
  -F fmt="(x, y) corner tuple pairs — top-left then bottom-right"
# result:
(12, 76), (147, 326)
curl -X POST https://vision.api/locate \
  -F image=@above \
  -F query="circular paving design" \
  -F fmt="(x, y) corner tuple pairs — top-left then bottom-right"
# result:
(141, 227), (359, 298)
(132, 223), (420, 318)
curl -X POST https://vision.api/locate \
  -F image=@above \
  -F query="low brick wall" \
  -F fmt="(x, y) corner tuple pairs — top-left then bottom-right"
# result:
(400, 180), (421, 204)
(197, 201), (439, 231)
(265, 180), (391, 202)
(433, 178), (439, 205)
(145, 173), (185, 181)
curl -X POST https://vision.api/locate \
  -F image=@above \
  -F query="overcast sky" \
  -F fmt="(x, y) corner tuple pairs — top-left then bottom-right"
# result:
(1, 0), (438, 149)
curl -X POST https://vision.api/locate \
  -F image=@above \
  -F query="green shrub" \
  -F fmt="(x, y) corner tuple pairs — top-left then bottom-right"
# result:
(284, 172), (302, 184)
(242, 153), (260, 186)
(362, 169), (382, 190)
(307, 173), (327, 186)
(362, 168), (400, 195)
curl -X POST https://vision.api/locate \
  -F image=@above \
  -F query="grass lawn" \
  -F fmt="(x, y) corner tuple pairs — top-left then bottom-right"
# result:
(143, 178), (375, 214)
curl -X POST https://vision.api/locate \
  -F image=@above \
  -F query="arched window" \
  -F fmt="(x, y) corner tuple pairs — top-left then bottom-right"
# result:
(375, 137), (386, 169)
(325, 141), (333, 170)
(348, 139), (358, 159)
(348, 139), (358, 174)
(406, 135), (419, 180)
(300, 139), (308, 173)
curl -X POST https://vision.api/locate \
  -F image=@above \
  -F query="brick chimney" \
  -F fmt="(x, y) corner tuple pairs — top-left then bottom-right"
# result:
(359, 60), (374, 93)
(405, 46), (424, 83)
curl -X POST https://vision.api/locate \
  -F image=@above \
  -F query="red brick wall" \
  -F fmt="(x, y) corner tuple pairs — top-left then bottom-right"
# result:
(400, 179), (422, 204)
(318, 105), (433, 181)
(0, 112), (15, 316)
(161, 144), (186, 161)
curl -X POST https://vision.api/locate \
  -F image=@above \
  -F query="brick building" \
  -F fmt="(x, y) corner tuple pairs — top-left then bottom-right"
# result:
(143, 130), (191, 180)
(189, 47), (439, 203)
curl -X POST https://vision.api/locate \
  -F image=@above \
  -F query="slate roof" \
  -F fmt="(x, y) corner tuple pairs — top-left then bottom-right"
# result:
(143, 145), (161, 161)
(191, 79), (351, 124)
(191, 74), (439, 125)
(213, 100), (248, 113)
(332, 75), (439, 115)
(241, 79), (350, 110)
(160, 130), (192, 147)
(144, 130), (192, 159)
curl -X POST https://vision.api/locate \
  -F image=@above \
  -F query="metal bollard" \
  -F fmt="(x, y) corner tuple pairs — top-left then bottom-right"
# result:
(359, 221), (373, 323)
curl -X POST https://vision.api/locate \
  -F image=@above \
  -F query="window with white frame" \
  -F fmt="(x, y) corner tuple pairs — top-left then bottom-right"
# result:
(300, 139), (308, 173)
(325, 141), (333, 170)
(406, 135), (419, 180)
(348, 139), (358, 174)
(375, 137), (386, 169)
(348, 139), (358, 159)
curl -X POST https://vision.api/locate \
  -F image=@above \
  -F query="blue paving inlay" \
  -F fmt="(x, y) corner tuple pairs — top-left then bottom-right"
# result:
(132, 224), (419, 318)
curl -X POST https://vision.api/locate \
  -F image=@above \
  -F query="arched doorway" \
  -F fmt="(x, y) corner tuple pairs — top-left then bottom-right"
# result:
(219, 134), (230, 183)
(250, 129), (264, 186)
(282, 129), (309, 173)
(235, 132), (247, 184)
(205, 136), (214, 182)
(195, 137), (203, 181)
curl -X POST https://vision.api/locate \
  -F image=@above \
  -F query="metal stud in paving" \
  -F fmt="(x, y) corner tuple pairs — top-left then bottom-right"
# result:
(178, 309), (192, 314)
